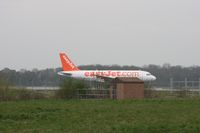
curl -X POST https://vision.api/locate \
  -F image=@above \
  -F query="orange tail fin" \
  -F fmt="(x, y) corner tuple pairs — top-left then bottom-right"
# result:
(59, 53), (80, 71)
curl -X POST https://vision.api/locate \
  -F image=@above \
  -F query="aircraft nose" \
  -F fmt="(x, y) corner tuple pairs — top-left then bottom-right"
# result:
(152, 75), (156, 81)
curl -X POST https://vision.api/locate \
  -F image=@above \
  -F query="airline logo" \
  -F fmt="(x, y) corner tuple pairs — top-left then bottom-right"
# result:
(84, 71), (139, 78)
(60, 53), (79, 71)
(62, 55), (75, 69)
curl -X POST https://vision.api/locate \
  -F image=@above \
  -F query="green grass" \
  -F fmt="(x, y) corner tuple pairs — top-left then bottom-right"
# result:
(1, 99), (200, 133)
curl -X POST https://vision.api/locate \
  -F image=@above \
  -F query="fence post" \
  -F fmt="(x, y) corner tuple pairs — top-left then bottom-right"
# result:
(185, 78), (188, 96)
(199, 78), (200, 95)
(170, 78), (173, 94)
(185, 78), (188, 90)
(77, 89), (79, 99)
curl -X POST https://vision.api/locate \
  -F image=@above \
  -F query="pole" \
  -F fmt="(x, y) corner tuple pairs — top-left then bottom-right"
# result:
(199, 78), (200, 95)
(185, 78), (188, 96)
(170, 78), (173, 94)
(185, 78), (188, 90)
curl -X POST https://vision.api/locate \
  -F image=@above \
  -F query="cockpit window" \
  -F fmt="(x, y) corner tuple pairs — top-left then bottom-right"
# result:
(146, 73), (151, 76)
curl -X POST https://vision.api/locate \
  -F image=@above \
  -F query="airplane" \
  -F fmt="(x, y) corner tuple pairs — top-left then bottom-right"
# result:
(58, 53), (156, 82)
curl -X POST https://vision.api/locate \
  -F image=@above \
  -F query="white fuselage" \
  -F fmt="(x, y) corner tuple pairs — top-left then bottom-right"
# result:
(58, 70), (156, 82)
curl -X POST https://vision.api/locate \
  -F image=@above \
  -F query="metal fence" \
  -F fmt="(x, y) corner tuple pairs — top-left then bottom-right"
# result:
(21, 78), (200, 99)
(76, 89), (116, 99)
(144, 78), (200, 98)
(170, 78), (200, 90)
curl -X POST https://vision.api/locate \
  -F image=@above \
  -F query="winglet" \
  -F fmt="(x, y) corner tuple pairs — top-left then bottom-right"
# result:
(59, 53), (80, 71)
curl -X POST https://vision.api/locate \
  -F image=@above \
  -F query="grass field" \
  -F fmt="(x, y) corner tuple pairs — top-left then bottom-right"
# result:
(1, 99), (200, 133)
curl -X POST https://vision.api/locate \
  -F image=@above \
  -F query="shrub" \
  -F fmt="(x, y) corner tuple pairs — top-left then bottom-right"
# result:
(0, 74), (10, 101)
(55, 78), (87, 99)
(0, 74), (46, 101)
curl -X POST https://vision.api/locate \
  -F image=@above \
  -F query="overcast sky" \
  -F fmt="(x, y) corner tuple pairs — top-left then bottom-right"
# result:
(0, 0), (200, 70)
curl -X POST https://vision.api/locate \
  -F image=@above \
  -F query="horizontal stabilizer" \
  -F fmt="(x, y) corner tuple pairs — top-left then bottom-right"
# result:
(57, 72), (72, 77)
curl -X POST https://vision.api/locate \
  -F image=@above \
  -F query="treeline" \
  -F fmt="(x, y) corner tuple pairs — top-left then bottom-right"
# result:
(1, 64), (200, 87)
(0, 68), (61, 87)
